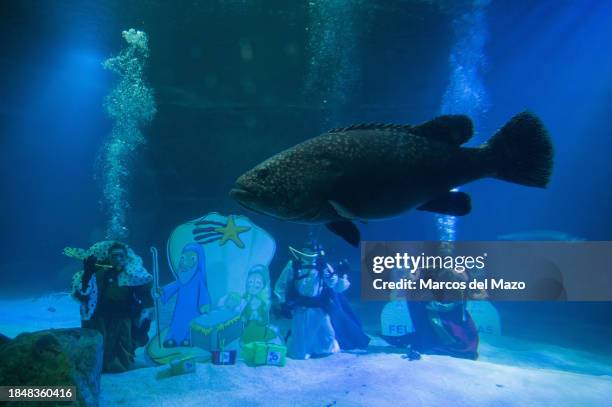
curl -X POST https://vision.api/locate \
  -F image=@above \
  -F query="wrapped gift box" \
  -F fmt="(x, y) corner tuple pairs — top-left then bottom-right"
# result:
(242, 342), (287, 367)
(211, 350), (237, 365)
(156, 357), (197, 379)
(190, 309), (243, 351)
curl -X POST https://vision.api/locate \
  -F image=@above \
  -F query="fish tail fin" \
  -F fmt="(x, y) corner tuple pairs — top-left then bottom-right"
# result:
(485, 111), (554, 188)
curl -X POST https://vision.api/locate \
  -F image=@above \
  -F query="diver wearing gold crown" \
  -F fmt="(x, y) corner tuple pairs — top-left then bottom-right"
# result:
(274, 240), (369, 359)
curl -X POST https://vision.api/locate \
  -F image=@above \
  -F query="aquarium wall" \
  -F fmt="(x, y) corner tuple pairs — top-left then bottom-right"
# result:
(1, 0), (461, 292)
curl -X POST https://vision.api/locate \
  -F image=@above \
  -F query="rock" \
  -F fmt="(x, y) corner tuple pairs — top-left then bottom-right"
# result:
(0, 332), (10, 347)
(0, 328), (103, 407)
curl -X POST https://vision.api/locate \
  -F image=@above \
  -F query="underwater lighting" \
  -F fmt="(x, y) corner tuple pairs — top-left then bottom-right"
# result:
(304, 0), (357, 111)
(437, 1), (490, 242)
(440, 3), (490, 121)
(100, 29), (156, 239)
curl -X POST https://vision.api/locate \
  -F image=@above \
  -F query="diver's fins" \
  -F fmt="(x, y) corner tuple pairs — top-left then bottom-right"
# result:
(326, 221), (360, 247)
(417, 191), (471, 216)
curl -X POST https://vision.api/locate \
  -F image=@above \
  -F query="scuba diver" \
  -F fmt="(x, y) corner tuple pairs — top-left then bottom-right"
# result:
(69, 241), (155, 372)
(407, 300), (479, 360)
(411, 251), (480, 360)
(274, 240), (370, 359)
(380, 253), (480, 361)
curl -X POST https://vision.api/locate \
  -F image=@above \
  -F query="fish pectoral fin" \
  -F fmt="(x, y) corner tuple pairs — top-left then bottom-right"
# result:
(412, 115), (473, 145)
(326, 221), (360, 247)
(328, 200), (358, 220)
(417, 191), (472, 216)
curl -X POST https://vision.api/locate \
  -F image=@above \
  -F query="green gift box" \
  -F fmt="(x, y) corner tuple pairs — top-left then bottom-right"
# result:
(242, 342), (287, 367)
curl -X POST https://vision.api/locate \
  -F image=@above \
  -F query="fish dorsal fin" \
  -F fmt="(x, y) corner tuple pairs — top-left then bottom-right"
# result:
(327, 123), (413, 134)
(411, 115), (473, 145)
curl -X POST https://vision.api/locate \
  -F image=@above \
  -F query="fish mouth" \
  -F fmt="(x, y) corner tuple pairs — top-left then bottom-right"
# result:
(231, 185), (291, 221)
(229, 187), (253, 203)
(230, 184), (308, 221)
(230, 186), (268, 216)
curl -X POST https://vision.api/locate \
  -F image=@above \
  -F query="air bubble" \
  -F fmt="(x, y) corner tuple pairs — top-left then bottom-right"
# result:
(100, 29), (156, 239)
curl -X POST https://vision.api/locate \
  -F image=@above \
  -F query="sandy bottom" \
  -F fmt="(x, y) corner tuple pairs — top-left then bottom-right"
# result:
(1, 293), (611, 407)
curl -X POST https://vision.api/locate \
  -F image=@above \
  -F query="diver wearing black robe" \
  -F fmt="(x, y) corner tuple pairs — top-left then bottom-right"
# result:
(73, 244), (153, 372)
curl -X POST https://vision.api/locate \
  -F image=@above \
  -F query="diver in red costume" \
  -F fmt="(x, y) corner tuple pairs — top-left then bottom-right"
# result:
(408, 300), (479, 360)
(381, 258), (479, 360)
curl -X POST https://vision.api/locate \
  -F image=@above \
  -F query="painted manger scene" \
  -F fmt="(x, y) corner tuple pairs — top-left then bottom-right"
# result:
(148, 212), (284, 372)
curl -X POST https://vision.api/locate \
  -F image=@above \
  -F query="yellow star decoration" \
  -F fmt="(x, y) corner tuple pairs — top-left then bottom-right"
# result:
(215, 215), (251, 248)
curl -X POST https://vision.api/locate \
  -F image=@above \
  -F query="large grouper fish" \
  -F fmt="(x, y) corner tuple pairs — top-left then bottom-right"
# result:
(230, 112), (554, 246)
